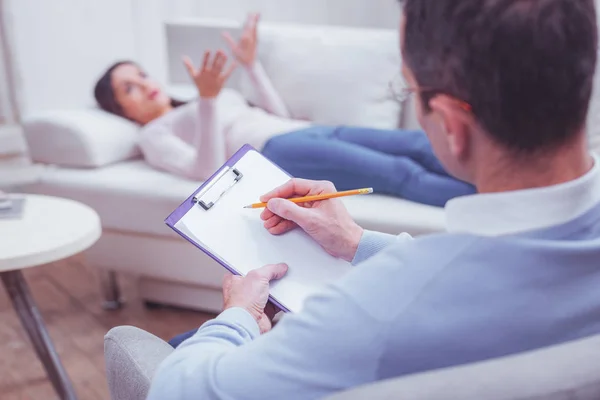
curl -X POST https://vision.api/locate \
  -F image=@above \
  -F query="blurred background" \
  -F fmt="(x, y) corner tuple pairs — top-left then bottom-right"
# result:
(0, 0), (400, 117)
(0, 0), (403, 189)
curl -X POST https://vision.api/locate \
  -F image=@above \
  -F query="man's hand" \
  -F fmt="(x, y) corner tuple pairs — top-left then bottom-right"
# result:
(183, 50), (237, 99)
(223, 13), (260, 67)
(222, 263), (288, 333)
(260, 179), (364, 262)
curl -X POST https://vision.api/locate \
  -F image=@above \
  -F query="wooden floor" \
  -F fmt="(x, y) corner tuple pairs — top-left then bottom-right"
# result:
(0, 256), (215, 400)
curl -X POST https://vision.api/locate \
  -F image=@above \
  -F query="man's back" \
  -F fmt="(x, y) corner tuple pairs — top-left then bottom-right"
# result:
(147, 170), (600, 400)
(355, 203), (600, 379)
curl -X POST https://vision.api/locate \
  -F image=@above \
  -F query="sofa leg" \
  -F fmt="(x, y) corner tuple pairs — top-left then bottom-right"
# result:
(100, 270), (123, 310)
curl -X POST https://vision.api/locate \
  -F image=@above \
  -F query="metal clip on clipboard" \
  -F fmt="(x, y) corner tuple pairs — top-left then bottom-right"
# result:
(192, 167), (243, 210)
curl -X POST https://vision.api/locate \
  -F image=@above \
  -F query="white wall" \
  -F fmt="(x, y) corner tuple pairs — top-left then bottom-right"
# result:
(4, 0), (138, 116)
(190, 0), (400, 29)
(3, 0), (400, 117)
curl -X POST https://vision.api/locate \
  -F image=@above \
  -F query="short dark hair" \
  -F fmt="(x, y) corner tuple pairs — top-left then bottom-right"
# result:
(401, 0), (598, 153)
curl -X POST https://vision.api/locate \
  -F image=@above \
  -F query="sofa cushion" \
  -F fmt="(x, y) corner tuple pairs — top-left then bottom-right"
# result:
(28, 161), (196, 237)
(22, 108), (141, 168)
(239, 24), (402, 129)
(26, 160), (445, 238)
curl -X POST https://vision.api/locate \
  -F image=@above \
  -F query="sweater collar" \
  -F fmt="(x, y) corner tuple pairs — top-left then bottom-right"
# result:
(445, 154), (600, 236)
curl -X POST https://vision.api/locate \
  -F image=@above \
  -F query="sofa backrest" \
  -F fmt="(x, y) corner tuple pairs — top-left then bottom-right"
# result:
(165, 19), (413, 130)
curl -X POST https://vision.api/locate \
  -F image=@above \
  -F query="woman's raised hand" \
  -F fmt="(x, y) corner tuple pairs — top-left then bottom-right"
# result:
(222, 13), (260, 67)
(183, 50), (237, 99)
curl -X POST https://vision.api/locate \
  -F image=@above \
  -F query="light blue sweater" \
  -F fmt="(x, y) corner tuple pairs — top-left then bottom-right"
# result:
(147, 198), (600, 400)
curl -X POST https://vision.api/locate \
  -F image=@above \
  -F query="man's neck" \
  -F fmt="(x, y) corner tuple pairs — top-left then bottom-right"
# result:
(474, 137), (593, 194)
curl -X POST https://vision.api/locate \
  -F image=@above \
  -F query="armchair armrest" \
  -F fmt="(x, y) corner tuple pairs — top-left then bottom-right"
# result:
(104, 326), (173, 400)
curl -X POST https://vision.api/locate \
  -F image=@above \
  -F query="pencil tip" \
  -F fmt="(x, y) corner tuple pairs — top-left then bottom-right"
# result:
(243, 205), (251, 209)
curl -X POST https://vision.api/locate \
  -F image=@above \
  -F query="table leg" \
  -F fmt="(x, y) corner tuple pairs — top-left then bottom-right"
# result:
(99, 269), (123, 310)
(1, 270), (77, 400)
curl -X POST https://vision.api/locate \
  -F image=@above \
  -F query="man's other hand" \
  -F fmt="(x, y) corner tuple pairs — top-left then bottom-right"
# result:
(223, 263), (288, 333)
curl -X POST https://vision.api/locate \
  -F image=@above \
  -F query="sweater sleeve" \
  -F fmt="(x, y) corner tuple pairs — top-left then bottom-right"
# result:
(244, 61), (291, 118)
(352, 231), (413, 265)
(146, 284), (387, 400)
(140, 99), (226, 181)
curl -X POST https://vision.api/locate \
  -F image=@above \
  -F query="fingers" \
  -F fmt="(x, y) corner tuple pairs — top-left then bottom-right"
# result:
(251, 13), (260, 37)
(267, 219), (297, 236)
(182, 55), (197, 77)
(263, 214), (281, 229)
(262, 208), (297, 234)
(254, 263), (289, 281)
(260, 178), (335, 202)
(260, 207), (275, 221)
(201, 51), (210, 71)
(212, 50), (227, 71)
(222, 61), (238, 81)
(221, 271), (234, 297)
(222, 31), (237, 51)
(243, 12), (253, 32)
(266, 198), (312, 229)
(222, 271), (234, 285)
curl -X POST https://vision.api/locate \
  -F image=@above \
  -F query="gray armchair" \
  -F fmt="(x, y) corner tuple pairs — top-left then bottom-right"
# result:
(105, 326), (600, 400)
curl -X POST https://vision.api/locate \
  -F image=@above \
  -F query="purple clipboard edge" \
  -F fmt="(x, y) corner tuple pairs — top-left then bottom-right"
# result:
(164, 144), (291, 314)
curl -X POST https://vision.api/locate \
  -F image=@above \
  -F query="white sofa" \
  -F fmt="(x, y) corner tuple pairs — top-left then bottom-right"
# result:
(21, 20), (446, 312)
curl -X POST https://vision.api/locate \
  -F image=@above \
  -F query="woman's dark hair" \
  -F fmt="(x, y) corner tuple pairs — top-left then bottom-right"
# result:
(93, 60), (186, 121)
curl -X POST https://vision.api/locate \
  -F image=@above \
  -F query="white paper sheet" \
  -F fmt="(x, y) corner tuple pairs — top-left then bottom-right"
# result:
(175, 149), (351, 312)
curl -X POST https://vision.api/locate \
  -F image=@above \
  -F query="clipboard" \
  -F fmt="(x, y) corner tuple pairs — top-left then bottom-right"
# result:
(165, 145), (352, 313)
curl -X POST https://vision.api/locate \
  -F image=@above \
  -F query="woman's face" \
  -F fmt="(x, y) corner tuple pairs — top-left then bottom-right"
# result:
(111, 63), (171, 124)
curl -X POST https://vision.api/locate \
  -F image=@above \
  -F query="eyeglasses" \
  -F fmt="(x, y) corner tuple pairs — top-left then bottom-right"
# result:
(388, 73), (472, 112)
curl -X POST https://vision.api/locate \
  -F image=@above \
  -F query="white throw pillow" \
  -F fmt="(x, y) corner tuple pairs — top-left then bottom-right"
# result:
(22, 108), (141, 168)
(239, 24), (402, 129)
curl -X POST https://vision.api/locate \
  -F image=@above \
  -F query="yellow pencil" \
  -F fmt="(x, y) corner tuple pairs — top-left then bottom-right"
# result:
(243, 188), (374, 209)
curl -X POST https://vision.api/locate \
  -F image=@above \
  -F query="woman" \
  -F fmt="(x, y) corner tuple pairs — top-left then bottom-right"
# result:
(94, 13), (474, 207)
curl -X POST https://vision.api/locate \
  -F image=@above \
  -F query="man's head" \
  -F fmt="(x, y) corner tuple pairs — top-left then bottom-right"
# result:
(399, 0), (598, 184)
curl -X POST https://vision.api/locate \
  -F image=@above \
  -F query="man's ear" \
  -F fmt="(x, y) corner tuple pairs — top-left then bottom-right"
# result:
(429, 95), (471, 160)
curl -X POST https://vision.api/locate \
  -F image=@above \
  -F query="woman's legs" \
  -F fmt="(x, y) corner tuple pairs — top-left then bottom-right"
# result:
(324, 126), (449, 175)
(261, 126), (475, 207)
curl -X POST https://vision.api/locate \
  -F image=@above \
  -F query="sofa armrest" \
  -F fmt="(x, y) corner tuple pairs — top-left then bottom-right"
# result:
(326, 334), (600, 400)
(104, 326), (173, 400)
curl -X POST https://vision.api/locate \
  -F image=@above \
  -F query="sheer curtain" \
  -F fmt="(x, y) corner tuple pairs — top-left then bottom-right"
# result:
(0, 0), (39, 188)
(0, 0), (18, 124)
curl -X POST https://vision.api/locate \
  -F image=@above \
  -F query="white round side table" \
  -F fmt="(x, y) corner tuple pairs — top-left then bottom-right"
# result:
(0, 194), (101, 400)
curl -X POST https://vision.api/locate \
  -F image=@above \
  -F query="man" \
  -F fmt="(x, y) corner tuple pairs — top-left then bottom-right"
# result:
(147, 0), (600, 398)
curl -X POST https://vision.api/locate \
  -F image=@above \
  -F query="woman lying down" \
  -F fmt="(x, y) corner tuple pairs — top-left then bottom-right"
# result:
(93, 13), (474, 207)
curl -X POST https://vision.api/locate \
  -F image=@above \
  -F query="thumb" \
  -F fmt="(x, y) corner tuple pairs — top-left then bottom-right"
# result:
(222, 31), (238, 51)
(267, 198), (309, 223)
(182, 55), (196, 77)
(258, 263), (289, 281)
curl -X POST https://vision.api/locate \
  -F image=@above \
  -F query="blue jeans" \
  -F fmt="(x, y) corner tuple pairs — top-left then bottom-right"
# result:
(261, 126), (475, 207)
(169, 330), (197, 348)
